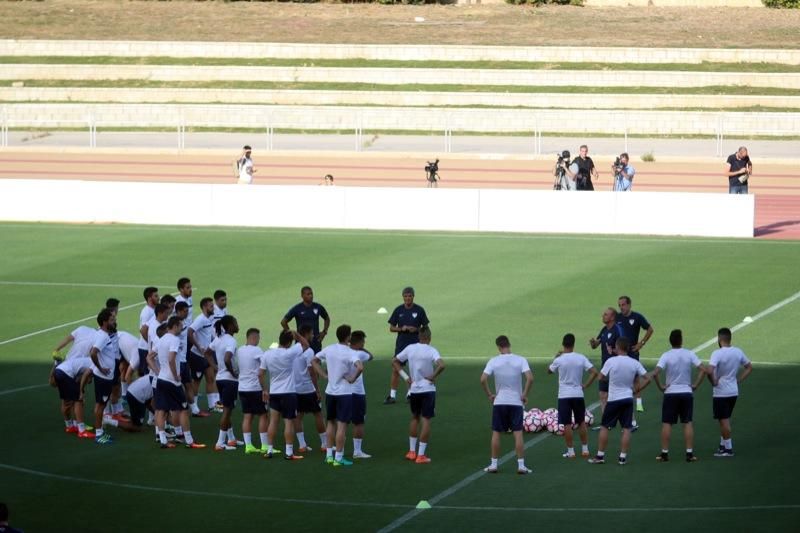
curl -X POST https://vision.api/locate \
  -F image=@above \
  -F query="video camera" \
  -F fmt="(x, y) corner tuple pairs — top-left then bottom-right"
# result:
(613, 157), (625, 173)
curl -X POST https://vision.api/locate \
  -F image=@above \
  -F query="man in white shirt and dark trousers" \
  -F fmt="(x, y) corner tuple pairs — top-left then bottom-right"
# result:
(650, 329), (706, 463)
(293, 325), (328, 454)
(87, 308), (119, 445)
(237, 328), (270, 455)
(393, 326), (445, 464)
(589, 337), (649, 465)
(708, 327), (753, 457)
(348, 330), (374, 459)
(480, 335), (533, 475)
(548, 333), (598, 459)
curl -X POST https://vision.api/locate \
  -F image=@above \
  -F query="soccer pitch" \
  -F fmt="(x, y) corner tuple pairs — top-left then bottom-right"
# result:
(0, 222), (798, 533)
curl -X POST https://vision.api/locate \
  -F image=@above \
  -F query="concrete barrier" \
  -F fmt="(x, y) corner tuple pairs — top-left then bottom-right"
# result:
(0, 178), (755, 238)
(1, 39), (798, 65)
(2, 87), (798, 111)
(3, 64), (799, 89)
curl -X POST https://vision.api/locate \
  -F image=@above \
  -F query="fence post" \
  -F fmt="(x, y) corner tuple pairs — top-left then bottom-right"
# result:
(716, 114), (724, 157)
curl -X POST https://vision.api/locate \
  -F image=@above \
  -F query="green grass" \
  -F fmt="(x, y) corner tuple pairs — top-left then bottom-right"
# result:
(3, 56), (800, 73)
(0, 223), (799, 532)
(5, 79), (800, 96)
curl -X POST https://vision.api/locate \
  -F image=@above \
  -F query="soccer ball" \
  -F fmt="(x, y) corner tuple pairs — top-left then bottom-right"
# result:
(542, 407), (557, 426)
(523, 410), (537, 433)
(554, 424), (566, 436)
(585, 410), (595, 426)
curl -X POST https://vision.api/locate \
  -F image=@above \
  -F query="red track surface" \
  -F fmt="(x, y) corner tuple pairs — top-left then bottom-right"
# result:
(2, 152), (799, 240)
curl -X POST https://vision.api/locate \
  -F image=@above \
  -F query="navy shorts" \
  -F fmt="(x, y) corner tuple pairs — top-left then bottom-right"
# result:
(179, 362), (192, 385)
(188, 351), (210, 381)
(297, 392), (321, 414)
(713, 396), (738, 420)
(112, 359), (122, 385)
(558, 397), (586, 425)
(351, 394), (367, 425)
(155, 379), (187, 412)
(598, 379), (609, 393)
(409, 391), (436, 419)
(601, 398), (634, 430)
(492, 404), (523, 433)
(662, 393), (694, 424)
(137, 349), (149, 377)
(217, 379), (238, 409)
(126, 392), (148, 427)
(55, 369), (80, 402)
(269, 393), (298, 419)
(239, 390), (267, 415)
(326, 393), (352, 424)
(93, 375), (114, 405)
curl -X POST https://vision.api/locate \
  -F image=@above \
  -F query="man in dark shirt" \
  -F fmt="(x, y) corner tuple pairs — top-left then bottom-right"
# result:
(385, 286), (429, 404)
(0, 503), (24, 533)
(725, 146), (752, 194)
(589, 307), (624, 424)
(281, 286), (330, 353)
(616, 295), (654, 414)
(570, 144), (599, 191)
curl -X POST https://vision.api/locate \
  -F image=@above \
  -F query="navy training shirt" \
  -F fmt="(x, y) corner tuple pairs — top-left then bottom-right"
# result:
(597, 323), (624, 366)
(388, 303), (429, 355)
(616, 311), (651, 354)
(284, 302), (329, 351)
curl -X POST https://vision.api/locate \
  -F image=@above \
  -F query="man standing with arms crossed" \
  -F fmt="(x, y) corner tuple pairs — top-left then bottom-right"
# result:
(385, 287), (429, 404)
(548, 333), (598, 459)
(650, 329), (705, 463)
(480, 335), (533, 475)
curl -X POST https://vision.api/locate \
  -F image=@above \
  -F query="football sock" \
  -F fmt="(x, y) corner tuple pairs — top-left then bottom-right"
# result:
(105, 418), (119, 427)
(190, 400), (200, 415)
(567, 447), (575, 455)
(175, 426), (184, 436)
(297, 432), (307, 449)
(490, 458), (498, 469)
(319, 433), (328, 448)
(517, 459), (525, 469)
(207, 393), (219, 409)
(159, 430), (167, 445)
(121, 383), (128, 396)
(335, 451), (344, 462)
(636, 398), (643, 408)
(724, 439), (732, 449)
(686, 448), (693, 454)
(184, 431), (195, 445)
(267, 443), (274, 453)
(418, 442), (427, 456)
(96, 428), (105, 438)
(217, 430), (227, 447)
(78, 423), (86, 433)
(662, 449), (669, 454)
(720, 436), (725, 445)
(326, 447), (334, 459)
(596, 451), (605, 458)
(581, 444), (589, 454)
(286, 444), (294, 456)
(260, 432), (269, 448)
(354, 438), (363, 454)
(227, 428), (235, 441)
(410, 437), (418, 452)
(619, 452), (627, 459)
(64, 420), (73, 428)
(390, 389), (397, 399)
(244, 432), (253, 446)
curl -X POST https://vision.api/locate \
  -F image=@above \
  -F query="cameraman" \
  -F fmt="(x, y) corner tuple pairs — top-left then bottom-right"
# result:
(725, 146), (752, 194)
(569, 145), (598, 191)
(611, 153), (635, 191)
(554, 150), (577, 191)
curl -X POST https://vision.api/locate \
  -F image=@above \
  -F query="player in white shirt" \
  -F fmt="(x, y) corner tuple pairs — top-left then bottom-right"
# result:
(312, 325), (364, 467)
(293, 325), (327, 454)
(348, 330), (374, 459)
(210, 316), (242, 451)
(212, 289), (228, 326)
(707, 327), (752, 457)
(260, 329), (310, 460)
(146, 303), (170, 370)
(52, 325), (95, 362)
(236, 145), (256, 184)
(153, 317), (206, 450)
(175, 277), (194, 324)
(650, 329), (706, 463)
(126, 373), (155, 429)
(480, 335), (534, 475)
(589, 337), (650, 466)
(137, 287), (160, 377)
(237, 328), (271, 455)
(393, 326), (445, 464)
(547, 334), (599, 459)
(86, 309), (119, 445)
(188, 297), (219, 413)
(52, 356), (94, 438)
(118, 331), (140, 382)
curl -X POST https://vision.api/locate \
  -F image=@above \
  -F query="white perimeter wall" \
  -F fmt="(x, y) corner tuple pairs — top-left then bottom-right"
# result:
(0, 179), (754, 238)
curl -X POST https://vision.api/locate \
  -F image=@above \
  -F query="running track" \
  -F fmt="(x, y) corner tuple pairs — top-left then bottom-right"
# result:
(1, 152), (799, 240)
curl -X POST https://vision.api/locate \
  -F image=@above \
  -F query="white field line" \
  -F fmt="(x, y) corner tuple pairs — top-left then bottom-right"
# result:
(0, 280), (154, 289)
(375, 290), (800, 532)
(434, 504), (800, 513)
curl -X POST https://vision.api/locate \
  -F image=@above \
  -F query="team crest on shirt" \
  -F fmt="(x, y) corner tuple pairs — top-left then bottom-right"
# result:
(182, 402), (187, 408)
(607, 333), (612, 338)
(313, 309), (319, 315)
(102, 395), (109, 402)
(195, 372), (202, 378)
(629, 319), (635, 326)
(412, 313), (418, 318)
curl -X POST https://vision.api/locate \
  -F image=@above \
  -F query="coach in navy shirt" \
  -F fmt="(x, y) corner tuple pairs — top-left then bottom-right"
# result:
(281, 286), (330, 353)
(384, 286), (429, 404)
(617, 295), (654, 413)
(589, 307), (624, 421)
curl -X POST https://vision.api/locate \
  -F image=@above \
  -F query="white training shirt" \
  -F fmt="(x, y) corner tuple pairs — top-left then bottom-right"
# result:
(127, 375), (154, 404)
(656, 348), (702, 395)
(189, 313), (215, 356)
(316, 343), (361, 396)
(396, 343), (442, 394)
(177, 321), (189, 363)
(549, 351), (594, 399)
(137, 305), (155, 351)
(212, 303), (227, 326)
(600, 355), (647, 402)
(260, 343), (304, 394)
(350, 350), (372, 396)
(176, 294), (193, 324)
(56, 356), (92, 379)
(90, 329), (118, 379)
(236, 345), (264, 393)
(210, 333), (238, 382)
(146, 316), (165, 355)
(118, 330), (140, 368)
(238, 156), (253, 183)
(709, 346), (751, 398)
(293, 347), (317, 395)
(65, 325), (95, 360)
(156, 332), (181, 386)
(482, 354), (531, 407)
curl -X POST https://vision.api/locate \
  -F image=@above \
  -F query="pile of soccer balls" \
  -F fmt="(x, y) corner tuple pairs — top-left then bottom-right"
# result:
(523, 408), (595, 435)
